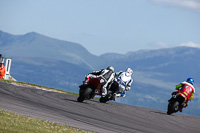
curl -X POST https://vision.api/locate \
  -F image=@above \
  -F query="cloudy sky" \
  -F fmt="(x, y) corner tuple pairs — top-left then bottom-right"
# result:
(0, 0), (200, 55)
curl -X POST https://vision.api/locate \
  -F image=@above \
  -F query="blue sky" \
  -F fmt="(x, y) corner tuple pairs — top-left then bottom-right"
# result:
(0, 0), (200, 55)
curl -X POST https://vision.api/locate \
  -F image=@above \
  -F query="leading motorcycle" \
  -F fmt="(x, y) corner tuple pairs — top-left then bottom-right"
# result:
(77, 77), (101, 102)
(167, 92), (187, 115)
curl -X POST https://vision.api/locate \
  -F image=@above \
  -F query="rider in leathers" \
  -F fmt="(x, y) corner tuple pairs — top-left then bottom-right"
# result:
(112, 68), (133, 100)
(171, 77), (195, 112)
(84, 66), (115, 96)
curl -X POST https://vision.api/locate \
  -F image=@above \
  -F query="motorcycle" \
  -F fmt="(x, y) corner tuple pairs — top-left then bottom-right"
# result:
(167, 92), (187, 115)
(99, 79), (125, 103)
(77, 77), (101, 102)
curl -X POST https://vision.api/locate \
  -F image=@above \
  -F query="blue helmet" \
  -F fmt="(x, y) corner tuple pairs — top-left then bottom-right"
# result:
(186, 77), (194, 85)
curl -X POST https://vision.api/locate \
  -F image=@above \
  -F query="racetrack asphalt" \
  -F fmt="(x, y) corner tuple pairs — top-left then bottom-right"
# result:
(0, 81), (200, 133)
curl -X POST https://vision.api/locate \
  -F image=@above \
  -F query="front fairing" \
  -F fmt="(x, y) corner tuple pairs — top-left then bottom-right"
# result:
(168, 93), (185, 107)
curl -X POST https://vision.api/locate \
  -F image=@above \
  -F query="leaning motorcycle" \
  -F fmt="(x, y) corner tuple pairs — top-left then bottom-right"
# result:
(99, 79), (122, 103)
(77, 77), (101, 102)
(167, 92), (187, 115)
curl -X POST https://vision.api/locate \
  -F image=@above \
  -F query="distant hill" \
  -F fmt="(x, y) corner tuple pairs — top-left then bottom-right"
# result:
(100, 46), (200, 117)
(100, 47), (200, 82)
(0, 30), (101, 92)
(12, 57), (92, 92)
(1, 30), (200, 117)
(0, 30), (102, 69)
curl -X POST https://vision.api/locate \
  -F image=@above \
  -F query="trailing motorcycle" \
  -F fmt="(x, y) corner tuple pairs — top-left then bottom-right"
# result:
(77, 77), (101, 102)
(99, 79), (124, 103)
(167, 92), (187, 115)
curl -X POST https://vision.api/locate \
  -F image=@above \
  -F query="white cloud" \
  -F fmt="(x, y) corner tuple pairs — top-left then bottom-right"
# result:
(156, 42), (169, 48)
(180, 42), (200, 48)
(148, 42), (169, 49)
(152, 0), (200, 11)
(151, 42), (200, 49)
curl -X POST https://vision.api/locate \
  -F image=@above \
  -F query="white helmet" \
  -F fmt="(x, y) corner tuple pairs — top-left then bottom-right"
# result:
(107, 66), (114, 72)
(125, 68), (133, 76)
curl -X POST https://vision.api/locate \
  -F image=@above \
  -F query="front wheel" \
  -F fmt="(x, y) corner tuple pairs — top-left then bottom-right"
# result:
(77, 96), (85, 102)
(77, 87), (93, 102)
(99, 96), (107, 103)
(167, 101), (179, 115)
(99, 90), (113, 103)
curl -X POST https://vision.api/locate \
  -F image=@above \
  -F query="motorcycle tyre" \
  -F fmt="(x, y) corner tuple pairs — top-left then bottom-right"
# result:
(77, 87), (93, 102)
(167, 101), (179, 115)
(99, 90), (113, 103)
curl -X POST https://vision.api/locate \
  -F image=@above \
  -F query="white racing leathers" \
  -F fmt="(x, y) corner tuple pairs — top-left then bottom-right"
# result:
(114, 71), (133, 97)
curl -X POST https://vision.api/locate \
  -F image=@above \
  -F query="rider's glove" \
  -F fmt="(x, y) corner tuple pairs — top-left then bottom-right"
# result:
(86, 74), (97, 78)
(182, 103), (187, 107)
(125, 86), (130, 91)
(85, 74), (90, 78)
(171, 91), (177, 96)
(121, 93), (126, 97)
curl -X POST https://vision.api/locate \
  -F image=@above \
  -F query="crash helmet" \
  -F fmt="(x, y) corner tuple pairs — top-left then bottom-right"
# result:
(125, 68), (133, 76)
(106, 66), (114, 72)
(186, 77), (194, 85)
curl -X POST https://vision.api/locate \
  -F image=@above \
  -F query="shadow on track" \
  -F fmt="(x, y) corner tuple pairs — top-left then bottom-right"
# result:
(149, 111), (169, 116)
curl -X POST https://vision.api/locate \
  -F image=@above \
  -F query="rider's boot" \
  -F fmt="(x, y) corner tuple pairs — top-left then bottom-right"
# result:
(101, 88), (107, 97)
(113, 93), (117, 101)
(112, 93), (121, 101)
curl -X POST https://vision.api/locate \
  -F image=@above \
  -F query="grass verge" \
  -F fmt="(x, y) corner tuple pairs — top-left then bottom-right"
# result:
(0, 109), (91, 133)
(0, 79), (97, 132)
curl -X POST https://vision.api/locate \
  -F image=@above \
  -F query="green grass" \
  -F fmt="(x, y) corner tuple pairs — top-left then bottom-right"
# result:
(0, 79), (97, 132)
(0, 109), (91, 133)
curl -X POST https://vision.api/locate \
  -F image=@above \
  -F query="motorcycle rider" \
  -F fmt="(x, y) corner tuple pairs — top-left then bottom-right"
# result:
(172, 77), (195, 112)
(112, 68), (133, 101)
(81, 66), (115, 96)
(0, 62), (6, 79)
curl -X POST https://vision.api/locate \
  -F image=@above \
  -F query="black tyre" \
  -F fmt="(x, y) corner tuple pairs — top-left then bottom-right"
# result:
(167, 101), (179, 115)
(77, 87), (93, 102)
(99, 90), (113, 103)
(77, 96), (85, 102)
(99, 96), (108, 103)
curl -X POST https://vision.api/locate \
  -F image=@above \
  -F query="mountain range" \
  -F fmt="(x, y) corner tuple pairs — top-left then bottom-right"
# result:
(1, 30), (200, 117)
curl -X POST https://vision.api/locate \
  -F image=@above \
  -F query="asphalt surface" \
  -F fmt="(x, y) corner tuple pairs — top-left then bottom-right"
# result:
(0, 82), (200, 133)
